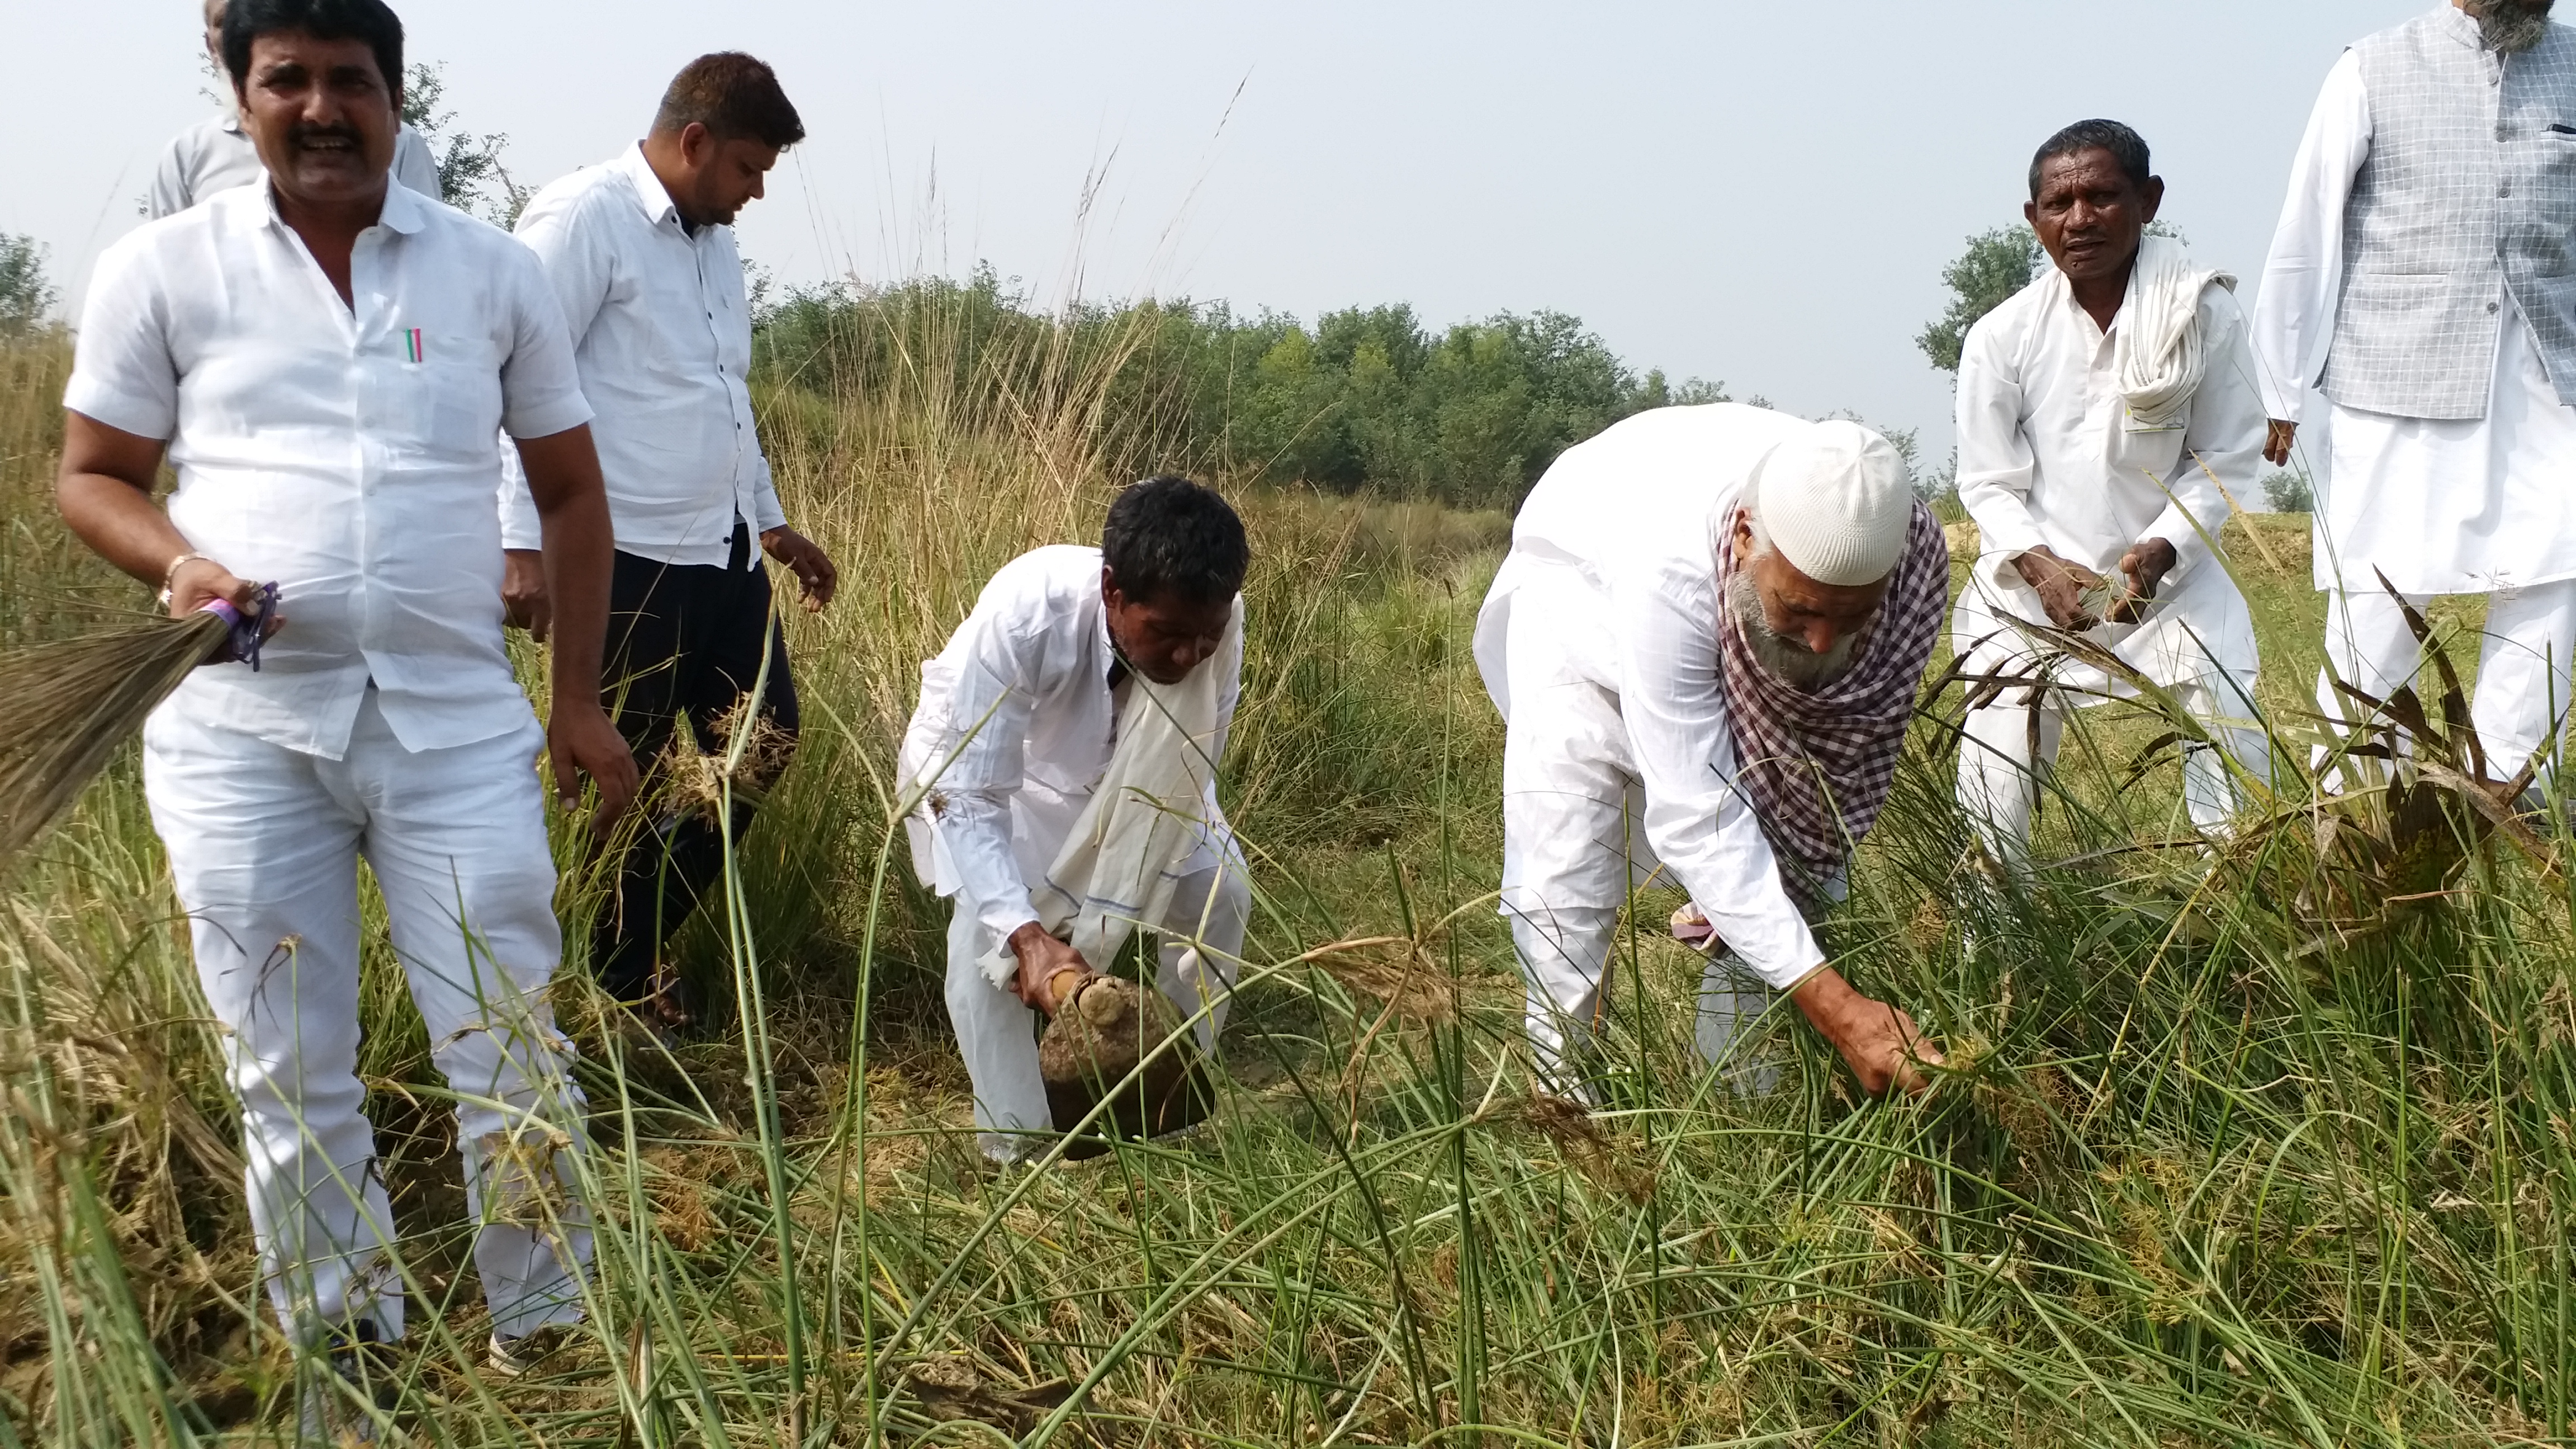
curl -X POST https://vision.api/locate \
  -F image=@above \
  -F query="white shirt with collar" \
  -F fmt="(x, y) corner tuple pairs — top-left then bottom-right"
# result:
(65, 181), (594, 760)
(1951, 266), (2265, 695)
(498, 143), (783, 566)
(902, 546), (1243, 945)
(145, 111), (441, 220)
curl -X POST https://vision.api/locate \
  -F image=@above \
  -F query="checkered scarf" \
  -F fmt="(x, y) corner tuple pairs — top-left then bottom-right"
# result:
(1714, 500), (1947, 904)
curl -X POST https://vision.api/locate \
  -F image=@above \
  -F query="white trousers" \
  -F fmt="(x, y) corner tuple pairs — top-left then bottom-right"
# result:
(143, 692), (589, 1342)
(1498, 615), (1797, 1083)
(943, 851), (1249, 1162)
(1957, 677), (2272, 866)
(2318, 579), (2576, 786)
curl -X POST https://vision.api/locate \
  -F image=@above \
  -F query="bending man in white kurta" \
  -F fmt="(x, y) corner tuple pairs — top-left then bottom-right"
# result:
(2255, 0), (2576, 792)
(902, 477), (1252, 1161)
(1955, 120), (2271, 861)
(1475, 406), (1947, 1099)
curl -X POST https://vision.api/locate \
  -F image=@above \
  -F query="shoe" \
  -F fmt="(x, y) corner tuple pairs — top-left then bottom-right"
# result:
(486, 1322), (578, 1378)
(295, 1321), (394, 1444)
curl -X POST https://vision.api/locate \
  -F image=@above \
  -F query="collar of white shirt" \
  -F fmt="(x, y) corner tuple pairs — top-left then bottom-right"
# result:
(611, 143), (689, 233)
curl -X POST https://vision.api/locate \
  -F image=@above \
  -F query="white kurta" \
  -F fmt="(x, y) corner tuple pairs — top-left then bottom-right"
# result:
(899, 546), (1248, 1154)
(1474, 403), (1827, 993)
(1952, 268), (2265, 697)
(2253, 48), (2576, 594)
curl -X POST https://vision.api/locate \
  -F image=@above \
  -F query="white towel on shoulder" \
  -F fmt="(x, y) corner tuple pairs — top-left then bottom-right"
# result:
(977, 599), (1244, 989)
(2111, 234), (2235, 432)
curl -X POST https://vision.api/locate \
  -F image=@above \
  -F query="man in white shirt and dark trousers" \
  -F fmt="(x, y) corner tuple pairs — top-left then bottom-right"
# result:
(2256, 1), (2576, 798)
(147, 0), (439, 218)
(56, 0), (637, 1428)
(1952, 120), (2272, 864)
(500, 54), (837, 1024)
(900, 479), (1252, 1163)
(1474, 408), (1947, 1101)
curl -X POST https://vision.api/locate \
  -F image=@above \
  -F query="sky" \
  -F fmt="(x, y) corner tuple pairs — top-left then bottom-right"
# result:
(6, 1), (2433, 464)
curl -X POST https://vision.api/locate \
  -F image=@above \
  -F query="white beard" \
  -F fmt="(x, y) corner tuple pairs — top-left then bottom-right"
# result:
(1727, 569), (1865, 692)
(2480, 0), (2554, 53)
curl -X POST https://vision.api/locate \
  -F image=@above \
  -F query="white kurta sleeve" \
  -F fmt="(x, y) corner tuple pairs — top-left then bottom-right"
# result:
(2149, 293), (2267, 582)
(1613, 566), (1825, 989)
(1953, 310), (2048, 593)
(144, 132), (194, 221)
(927, 595), (1048, 943)
(63, 239), (179, 441)
(2252, 49), (2371, 424)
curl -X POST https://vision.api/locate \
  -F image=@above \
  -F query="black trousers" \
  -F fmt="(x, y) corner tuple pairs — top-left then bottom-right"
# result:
(591, 524), (799, 1003)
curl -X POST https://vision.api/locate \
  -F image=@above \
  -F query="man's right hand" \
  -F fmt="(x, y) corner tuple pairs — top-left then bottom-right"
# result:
(1791, 967), (1941, 1097)
(2262, 418), (2297, 467)
(502, 548), (551, 641)
(2012, 546), (2106, 631)
(1007, 922), (1093, 1015)
(168, 556), (285, 643)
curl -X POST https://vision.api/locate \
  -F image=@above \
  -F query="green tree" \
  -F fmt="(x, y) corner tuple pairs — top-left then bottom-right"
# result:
(0, 234), (58, 338)
(402, 60), (529, 227)
(1917, 224), (2043, 373)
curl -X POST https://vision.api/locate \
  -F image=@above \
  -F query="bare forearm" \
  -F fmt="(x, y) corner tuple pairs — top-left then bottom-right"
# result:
(58, 472), (191, 586)
(538, 487), (613, 702)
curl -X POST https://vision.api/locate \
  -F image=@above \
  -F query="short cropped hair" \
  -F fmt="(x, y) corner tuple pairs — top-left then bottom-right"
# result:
(221, 0), (403, 94)
(652, 53), (806, 150)
(2028, 119), (2152, 199)
(1102, 476), (1250, 605)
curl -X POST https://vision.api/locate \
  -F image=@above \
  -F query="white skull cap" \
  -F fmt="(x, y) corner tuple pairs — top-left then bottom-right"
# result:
(1750, 419), (1912, 586)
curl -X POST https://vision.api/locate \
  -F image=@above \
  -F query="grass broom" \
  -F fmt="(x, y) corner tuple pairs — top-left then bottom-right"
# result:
(0, 588), (273, 868)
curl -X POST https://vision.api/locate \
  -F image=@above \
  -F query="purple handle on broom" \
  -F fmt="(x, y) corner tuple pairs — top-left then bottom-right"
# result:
(197, 582), (279, 671)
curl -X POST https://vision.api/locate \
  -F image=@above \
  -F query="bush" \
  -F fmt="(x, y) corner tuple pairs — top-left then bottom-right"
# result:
(2261, 467), (2314, 513)
(0, 234), (57, 338)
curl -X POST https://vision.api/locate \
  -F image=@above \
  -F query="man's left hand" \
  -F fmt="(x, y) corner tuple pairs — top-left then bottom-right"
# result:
(761, 527), (837, 612)
(549, 699), (640, 832)
(502, 548), (551, 641)
(2111, 537), (2178, 624)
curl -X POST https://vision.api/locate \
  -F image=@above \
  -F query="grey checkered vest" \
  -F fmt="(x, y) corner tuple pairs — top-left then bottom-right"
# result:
(2327, 8), (2576, 419)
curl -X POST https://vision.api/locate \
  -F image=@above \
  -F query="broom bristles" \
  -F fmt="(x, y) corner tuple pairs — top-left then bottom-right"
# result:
(0, 612), (229, 868)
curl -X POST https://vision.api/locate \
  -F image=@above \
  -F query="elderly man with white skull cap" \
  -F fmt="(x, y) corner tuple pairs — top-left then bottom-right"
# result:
(1474, 404), (1949, 1098)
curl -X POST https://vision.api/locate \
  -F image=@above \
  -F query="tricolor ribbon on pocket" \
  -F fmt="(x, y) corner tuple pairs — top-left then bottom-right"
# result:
(402, 328), (424, 363)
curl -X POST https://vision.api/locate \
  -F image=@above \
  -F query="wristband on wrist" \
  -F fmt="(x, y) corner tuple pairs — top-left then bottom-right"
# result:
(157, 551), (214, 608)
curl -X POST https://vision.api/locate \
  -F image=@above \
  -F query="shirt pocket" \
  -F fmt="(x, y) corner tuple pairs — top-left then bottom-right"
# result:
(375, 330), (503, 462)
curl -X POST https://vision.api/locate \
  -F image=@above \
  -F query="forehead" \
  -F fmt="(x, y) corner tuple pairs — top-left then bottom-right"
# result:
(712, 136), (785, 172)
(247, 28), (384, 81)
(2035, 147), (2134, 196)
(1135, 592), (1234, 631)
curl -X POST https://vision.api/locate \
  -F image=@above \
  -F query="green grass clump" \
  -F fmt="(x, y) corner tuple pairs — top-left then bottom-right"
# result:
(0, 301), (2572, 1448)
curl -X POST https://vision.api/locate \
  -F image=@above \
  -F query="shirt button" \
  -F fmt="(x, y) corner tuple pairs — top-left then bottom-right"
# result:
(2499, 124), (2511, 139)
(2502, 181), (2515, 197)
(2490, 301), (2503, 315)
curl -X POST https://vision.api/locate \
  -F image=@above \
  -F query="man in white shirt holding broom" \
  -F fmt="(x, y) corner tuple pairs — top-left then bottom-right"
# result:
(1951, 119), (2272, 864)
(53, 0), (636, 1422)
(900, 476), (1252, 1164)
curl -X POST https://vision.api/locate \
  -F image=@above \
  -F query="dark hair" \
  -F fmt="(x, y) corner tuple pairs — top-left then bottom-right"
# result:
(652, 53), (806, 150)
(221, 0), (402, 96)
(1102, 476), (1249, 605)
(2028, 119), (2152, 198)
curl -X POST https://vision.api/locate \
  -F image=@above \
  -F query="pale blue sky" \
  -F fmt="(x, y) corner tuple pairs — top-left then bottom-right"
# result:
(7, 1), (2433, 463)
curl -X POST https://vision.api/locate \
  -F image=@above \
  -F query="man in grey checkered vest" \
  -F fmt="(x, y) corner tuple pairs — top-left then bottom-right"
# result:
(2254, 0), (2576, 799)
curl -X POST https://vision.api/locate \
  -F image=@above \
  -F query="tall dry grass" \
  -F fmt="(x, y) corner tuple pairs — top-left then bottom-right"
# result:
(0, 287), (2571, 1449)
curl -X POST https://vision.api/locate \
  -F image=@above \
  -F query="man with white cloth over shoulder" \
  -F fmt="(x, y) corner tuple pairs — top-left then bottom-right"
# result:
(1953, 120), (2272, 863)
(2255, 0), (2576, 793)
(901, 477), (1253, 1162)
(1474, 405), (1948, 1100)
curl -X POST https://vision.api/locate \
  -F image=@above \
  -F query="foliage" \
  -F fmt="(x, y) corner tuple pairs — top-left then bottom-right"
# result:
(2262, 466), (2315, 513)
(756, 266), (1728, 509)
(0, 235), (56, 338)
(401, 60), (529, 229)
(1919, 224), (2043, 373)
